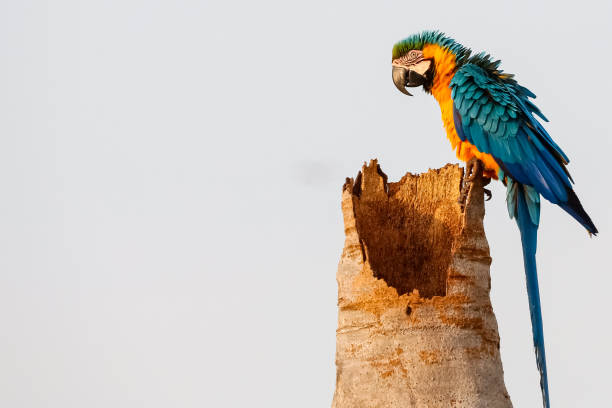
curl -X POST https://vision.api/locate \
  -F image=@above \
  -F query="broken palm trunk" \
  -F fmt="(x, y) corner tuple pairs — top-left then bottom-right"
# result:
(332, 160), (512, 408)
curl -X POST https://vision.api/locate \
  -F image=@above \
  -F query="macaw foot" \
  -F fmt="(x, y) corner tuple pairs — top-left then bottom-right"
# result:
(458, 157), (492, 211)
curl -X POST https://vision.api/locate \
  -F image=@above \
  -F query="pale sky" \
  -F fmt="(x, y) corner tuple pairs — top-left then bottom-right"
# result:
(1, 1), (611, 407)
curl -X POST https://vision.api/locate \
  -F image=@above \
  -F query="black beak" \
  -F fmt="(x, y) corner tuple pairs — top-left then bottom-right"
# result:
(392, 65), (430, 96)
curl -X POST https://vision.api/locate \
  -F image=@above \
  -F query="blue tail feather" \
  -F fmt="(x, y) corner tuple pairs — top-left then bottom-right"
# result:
(508, 180), (550, 408)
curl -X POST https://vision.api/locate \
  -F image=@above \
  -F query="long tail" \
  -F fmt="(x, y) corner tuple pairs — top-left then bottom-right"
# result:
(507, 179), (550, 408)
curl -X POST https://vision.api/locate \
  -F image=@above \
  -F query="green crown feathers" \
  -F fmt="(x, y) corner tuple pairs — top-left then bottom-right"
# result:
(392, 30), (505, 74)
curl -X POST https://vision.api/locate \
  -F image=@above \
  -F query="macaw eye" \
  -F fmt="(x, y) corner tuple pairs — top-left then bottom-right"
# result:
(406, 50), (424, 64)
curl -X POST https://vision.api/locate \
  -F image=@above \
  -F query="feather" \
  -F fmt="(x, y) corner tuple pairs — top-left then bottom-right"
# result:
(480, 102), (494, 117)
(496, 120), (507, 139)
(493, 104), (505, 117)
(506, 120), (519, 137)
(469, 100), (482, 119)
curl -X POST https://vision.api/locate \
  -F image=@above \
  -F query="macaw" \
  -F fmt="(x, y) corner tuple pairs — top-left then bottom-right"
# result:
(391, 31), (597, 408)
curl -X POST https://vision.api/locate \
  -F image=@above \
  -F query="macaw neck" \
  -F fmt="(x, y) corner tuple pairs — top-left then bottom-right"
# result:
(422, 44), (457, 104)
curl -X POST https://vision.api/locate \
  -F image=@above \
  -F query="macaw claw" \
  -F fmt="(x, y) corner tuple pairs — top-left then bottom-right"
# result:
(458, 157), (491, 211)
(484, 188), (492, 201)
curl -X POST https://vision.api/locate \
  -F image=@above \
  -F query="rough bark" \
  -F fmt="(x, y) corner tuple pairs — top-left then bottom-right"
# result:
(332, 160), (512, 408)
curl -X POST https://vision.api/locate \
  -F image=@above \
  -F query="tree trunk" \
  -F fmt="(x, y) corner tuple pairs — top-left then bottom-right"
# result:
(332, 160), (512, 408)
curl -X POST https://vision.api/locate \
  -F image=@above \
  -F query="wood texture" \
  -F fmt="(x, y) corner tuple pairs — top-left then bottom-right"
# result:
(332, 160), (512, 408)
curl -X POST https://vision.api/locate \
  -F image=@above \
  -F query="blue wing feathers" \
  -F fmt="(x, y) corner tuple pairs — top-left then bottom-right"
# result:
(451, 63), (596, 234)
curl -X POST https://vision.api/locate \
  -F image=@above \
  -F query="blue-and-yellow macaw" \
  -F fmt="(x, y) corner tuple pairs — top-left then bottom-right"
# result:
(391, 31), (597, 408)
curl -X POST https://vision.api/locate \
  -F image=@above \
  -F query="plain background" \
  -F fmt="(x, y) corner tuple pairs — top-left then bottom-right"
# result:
(1, 1), (610, 407)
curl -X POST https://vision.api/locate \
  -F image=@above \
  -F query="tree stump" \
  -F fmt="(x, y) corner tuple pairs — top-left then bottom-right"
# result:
(332, 160), (512, 408)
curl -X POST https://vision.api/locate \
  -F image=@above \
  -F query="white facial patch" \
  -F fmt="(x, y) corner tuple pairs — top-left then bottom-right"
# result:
(411, 60), (432, 76)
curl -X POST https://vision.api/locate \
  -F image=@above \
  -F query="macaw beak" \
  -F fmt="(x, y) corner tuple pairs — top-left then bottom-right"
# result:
(392, 65), (413, 96)
(392, 60), (433, 96)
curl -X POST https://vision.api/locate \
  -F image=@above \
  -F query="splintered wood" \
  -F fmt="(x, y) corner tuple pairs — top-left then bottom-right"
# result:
(332, 160), (512, 408)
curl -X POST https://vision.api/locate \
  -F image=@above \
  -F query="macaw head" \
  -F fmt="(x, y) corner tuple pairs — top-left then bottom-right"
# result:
(391, 49), (435, 96)
(392, 31), (472, 96)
